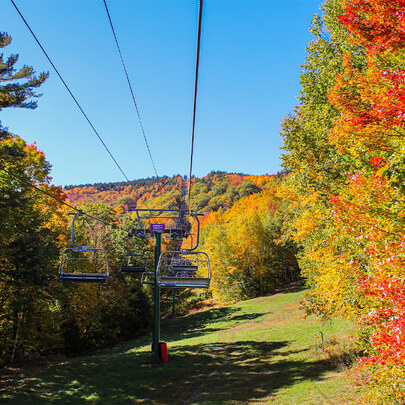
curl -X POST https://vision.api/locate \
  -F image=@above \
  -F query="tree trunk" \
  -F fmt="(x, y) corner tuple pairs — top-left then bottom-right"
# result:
(10, 304), (24, 364)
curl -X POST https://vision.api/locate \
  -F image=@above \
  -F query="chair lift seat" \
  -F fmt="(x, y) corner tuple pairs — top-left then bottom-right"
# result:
(59, 246), (109, 283)
(141, 271), (155, 285)
(121, 266), (147, 273)
(59, 272), (108, 282)
(156, 251), (211, 289)
(159, 276), (210, 288)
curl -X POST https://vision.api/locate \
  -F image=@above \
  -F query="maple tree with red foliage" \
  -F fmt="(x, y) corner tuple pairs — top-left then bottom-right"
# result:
(328, 0), (405, 398)
(339, 0), (405, 52)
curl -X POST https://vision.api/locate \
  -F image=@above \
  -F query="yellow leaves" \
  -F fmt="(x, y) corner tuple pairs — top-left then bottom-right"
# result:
(293, 209), (323, 242)
(200, 188), (286, 302)
(279, 180), (326, 243)
(277, 182), (298, 203)
(300, 235), (361, 318)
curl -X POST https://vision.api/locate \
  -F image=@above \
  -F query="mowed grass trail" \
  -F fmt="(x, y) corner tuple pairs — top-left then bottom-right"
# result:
(0, 282), (360, 404)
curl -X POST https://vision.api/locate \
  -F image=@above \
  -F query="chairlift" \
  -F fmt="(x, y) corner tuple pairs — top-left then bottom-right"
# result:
(121, 238), (148, 273)
(125, 208), (212, 288)
(59, 212), (110, 282)
(156, 250), (211, 288)
(121, 255), (148, 273)
(141, 271), (155, 285)
(121, 230), (148, 273)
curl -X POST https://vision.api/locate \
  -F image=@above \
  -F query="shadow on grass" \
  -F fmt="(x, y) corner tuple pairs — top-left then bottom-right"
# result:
(156, 340), (340, 404)
(271, 279), (307, 295)
(0, 282), (317, 404)
(0, 339), (343, 405)
(162, 306), (267, 342)
(96, 281), (306, 356)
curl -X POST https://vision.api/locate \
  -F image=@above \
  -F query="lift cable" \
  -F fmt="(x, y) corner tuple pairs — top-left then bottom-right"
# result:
(0, 164), (117, 228)
(103, 0), (159, 178)
(187, 0), (204, 214)
(10, 0), (130, 183)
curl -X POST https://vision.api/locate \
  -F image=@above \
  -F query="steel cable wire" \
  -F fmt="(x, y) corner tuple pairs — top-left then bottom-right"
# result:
(103, 0), (159, 178)
(0, 164), (117, 228)
(187, 0), (204, 214)
(10, 0), (130, 182)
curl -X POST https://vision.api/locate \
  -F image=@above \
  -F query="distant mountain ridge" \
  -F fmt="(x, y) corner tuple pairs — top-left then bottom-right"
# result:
(64, 171), (278, 214)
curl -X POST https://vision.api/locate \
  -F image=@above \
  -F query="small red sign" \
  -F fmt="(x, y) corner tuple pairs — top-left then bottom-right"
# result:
(150, 224), (165, 232)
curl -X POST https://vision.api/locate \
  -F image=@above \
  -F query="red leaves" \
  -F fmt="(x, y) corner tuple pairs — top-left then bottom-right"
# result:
(370, 157), (388, 168)
(330, 59), (405, 154)
(330, 166), (405, 368)
(359, 270), (405, 366)
(340, 0), (405, 52)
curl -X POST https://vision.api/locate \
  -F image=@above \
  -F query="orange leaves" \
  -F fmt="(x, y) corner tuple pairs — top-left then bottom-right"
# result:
(329, 55), (405, 155)
(329, 164), (405, 376)
(340, 0), (405, 52)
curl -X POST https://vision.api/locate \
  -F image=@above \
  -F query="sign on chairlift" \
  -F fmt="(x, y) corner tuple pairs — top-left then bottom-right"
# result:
(150, 224), (165, 233)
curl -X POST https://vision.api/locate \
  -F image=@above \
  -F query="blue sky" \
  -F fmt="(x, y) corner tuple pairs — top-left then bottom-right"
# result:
(1, 0), (322, 186)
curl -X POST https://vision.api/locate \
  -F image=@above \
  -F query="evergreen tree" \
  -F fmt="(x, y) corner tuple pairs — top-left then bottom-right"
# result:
(0, 32), (48, 113)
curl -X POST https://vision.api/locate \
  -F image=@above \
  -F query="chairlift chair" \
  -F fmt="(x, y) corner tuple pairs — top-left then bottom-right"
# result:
(120, 234), (148, 273)
(59, 212), (110, 283)
(156, 250), (211, 288)
(141, 271), (155, 285)
(121, 254), (148, 273)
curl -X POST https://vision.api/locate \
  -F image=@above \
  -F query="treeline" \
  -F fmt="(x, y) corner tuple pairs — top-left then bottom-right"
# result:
(280, 0), (405, 401)
(64, 171), (275, 214)
(65, 175), (183, 193)
(0, 127), (153, 362)
(64, 170), (247, 191)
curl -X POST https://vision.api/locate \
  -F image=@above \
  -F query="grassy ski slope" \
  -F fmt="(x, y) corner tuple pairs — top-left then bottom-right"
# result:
(0, 282), (360, 404)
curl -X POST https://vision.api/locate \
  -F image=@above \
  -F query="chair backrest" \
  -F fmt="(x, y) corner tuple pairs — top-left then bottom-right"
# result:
(59, 247), (110, 283)
(156, 250), (211, 288)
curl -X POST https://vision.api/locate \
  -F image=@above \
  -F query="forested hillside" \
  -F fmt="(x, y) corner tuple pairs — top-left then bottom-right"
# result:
(63, 172), (300, 304)
(64, 172), (276, 215)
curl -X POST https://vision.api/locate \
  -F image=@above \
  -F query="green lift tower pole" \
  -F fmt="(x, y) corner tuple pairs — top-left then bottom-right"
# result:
(152, 231), (161, 361)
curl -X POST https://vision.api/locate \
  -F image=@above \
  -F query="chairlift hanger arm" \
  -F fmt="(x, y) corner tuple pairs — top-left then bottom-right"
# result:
(69, 211), (83, 248)
(186, 214), (200, 252)
(126, 208), (202, 249)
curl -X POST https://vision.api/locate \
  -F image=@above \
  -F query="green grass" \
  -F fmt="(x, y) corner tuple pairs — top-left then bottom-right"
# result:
(0, 282), (360, 404)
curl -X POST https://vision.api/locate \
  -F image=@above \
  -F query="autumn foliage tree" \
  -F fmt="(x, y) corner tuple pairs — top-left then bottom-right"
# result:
(281, 0), (405, 400)
(201, 180), (300, 302)
(329, 0), (405, 400)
